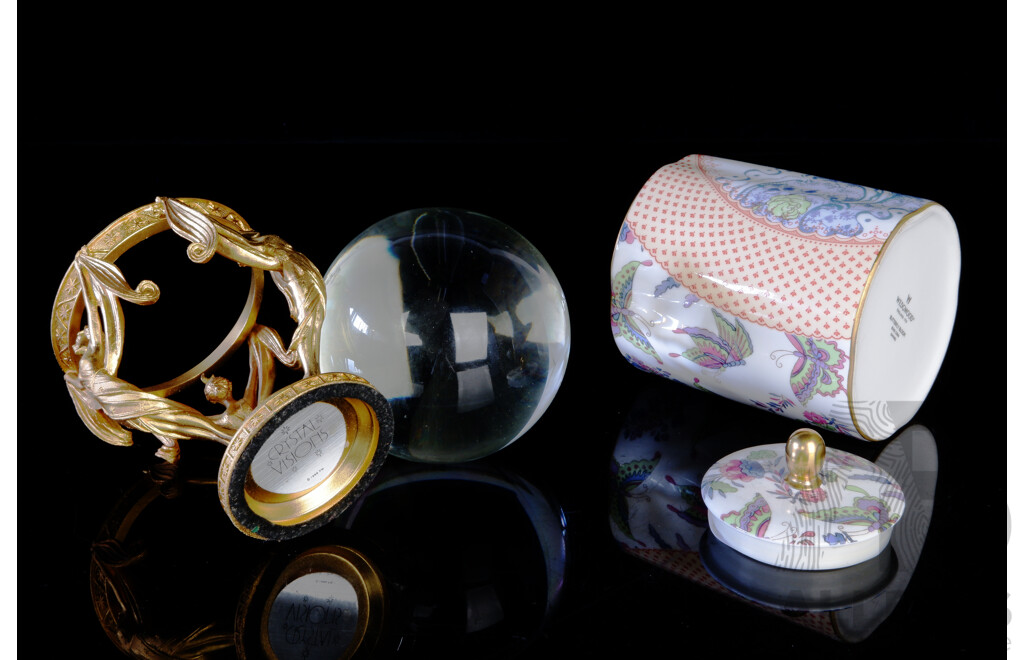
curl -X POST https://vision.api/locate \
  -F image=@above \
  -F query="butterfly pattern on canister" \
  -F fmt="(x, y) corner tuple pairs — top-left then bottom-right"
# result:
(611, 260), (661, 364)
(607, 154), (924, 440)
(609, 452), (661, 546)
(771, 333), (847, 403)
(671, 309), (753, 370)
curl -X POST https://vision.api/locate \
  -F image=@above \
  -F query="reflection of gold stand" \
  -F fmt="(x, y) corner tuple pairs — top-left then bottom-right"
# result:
(53, 198), (394, 540)
(90, 471), (237, 658)
(90, 471), (388, 659)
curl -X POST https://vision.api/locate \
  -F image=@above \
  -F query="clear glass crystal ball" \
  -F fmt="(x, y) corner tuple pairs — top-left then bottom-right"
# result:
(320, 209), (570, 462)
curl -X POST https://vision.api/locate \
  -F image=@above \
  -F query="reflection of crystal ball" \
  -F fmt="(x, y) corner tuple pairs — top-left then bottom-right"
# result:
(320, 209), (570, 462)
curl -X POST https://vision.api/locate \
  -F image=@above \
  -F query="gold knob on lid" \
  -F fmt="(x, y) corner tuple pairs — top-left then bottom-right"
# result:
(785, 428), (825, 490)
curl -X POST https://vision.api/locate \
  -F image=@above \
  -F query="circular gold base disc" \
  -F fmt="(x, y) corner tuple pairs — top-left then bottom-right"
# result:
(219, 373), (394, 541)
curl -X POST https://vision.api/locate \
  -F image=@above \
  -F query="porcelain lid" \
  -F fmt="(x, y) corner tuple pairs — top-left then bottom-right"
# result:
(700, 429), (904, 570)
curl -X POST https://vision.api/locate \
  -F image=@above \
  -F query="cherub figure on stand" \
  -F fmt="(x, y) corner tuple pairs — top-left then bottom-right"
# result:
(202, 324), (293, 430)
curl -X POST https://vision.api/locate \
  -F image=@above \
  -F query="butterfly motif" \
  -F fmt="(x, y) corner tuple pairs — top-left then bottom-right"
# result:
(720, 494), (772, 537)
(647, 522), (673, 550)
(671, 309), (753, 369)
(771, 333), (847, 403)
(798, 494), (899, 533)
(664, 475), (707, 527)
(611, 260), (662, 364)
(609, 452), (661, 546)
(787, 530), (817, 546)
(823, 531), (854, 545)
(751, 393), (797, 415)
(804, 411), (855, 435)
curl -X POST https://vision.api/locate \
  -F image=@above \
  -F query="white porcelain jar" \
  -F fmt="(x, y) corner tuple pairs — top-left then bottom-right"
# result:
(610, 155), (960, 440)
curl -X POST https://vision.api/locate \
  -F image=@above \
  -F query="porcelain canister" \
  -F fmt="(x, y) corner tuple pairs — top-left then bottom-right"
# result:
(610, 155), (960, 440)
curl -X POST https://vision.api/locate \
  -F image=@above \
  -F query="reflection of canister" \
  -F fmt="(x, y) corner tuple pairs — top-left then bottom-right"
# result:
(610, 155), (959, 440)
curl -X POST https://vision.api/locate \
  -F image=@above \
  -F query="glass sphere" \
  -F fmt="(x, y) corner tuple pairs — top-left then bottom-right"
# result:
(320, 209), (570, 462)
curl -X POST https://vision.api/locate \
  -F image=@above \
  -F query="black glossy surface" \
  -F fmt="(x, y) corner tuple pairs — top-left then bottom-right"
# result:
(700, 529), (899, 612)
(21, 41), (1002, 656)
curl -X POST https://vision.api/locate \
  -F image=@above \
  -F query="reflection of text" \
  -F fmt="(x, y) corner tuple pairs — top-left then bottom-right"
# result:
(281, 601), (353, 649)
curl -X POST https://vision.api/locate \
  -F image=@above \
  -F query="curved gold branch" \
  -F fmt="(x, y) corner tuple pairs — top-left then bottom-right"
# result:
(52, 198), (264, 396)
(161, 197), (325, 378)
(75, 249), (160, 307)
(73, 249), (161, 366)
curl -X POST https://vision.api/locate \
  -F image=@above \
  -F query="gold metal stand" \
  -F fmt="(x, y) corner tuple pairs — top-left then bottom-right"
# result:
(53, 198), (394, 540)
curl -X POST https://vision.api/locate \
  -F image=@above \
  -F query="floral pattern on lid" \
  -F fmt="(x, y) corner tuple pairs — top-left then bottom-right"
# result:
(701, 442), (904, 569)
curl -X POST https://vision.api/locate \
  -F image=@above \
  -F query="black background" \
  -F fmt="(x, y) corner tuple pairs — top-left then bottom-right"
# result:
(20, 18), (1004, 658)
